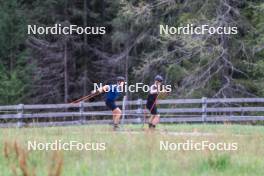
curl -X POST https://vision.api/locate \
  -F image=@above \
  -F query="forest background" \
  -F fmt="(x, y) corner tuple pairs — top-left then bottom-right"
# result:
(0, 0), (264, 104)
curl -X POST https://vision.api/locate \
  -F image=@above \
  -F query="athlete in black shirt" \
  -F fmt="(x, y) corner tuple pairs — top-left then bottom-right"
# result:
(146, 75), (168, 129)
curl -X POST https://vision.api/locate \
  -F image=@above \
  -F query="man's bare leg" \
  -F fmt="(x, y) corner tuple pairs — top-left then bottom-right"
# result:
(149, 115), (160, 129)
(149, 115), (154, 123)
(152, 115), (160, 125)
(112, 108), (121, 130)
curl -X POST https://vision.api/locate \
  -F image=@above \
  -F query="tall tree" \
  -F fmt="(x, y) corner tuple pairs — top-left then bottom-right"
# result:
(0, 0), (32, 104)
(111, 0), (264, 98)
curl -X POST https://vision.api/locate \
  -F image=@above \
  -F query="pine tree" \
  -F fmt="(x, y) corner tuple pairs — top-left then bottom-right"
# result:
(111, 0), (264, 98)
(0, 0), (32, 104)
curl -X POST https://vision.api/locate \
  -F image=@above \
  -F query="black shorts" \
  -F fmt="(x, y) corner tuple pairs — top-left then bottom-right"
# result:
(105, 100), (118, 111)
(146, 101), (158, 115)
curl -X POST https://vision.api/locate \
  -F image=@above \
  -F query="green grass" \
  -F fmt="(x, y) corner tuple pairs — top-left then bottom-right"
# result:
(0, 124), (264, 176)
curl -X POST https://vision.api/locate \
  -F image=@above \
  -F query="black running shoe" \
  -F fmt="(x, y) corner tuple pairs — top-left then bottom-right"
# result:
(113, 124), (120, 131)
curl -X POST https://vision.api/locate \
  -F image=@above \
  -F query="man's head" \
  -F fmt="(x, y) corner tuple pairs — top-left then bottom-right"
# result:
(154, 75), (163, 85)
(116, 76), (125, 86)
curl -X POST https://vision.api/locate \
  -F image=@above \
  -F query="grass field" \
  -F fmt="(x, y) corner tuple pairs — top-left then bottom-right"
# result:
(1, 124), (264, 176)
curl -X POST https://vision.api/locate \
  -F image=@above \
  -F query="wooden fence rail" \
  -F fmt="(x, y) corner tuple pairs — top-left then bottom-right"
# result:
(1, 97), (264, 128)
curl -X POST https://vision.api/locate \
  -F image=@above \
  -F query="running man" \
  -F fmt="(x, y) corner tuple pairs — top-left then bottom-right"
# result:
(93, 76), (125, 130)
(146, 75), (168, 129)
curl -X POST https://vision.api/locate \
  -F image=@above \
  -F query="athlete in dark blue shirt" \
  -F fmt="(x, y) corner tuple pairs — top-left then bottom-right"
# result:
(95, 76), (125, 130)
(105, 84), (122, 110)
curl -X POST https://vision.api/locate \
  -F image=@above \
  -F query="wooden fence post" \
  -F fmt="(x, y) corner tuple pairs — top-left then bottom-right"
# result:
(79, 101), (85, 124)
(121, 95), (127, 125)
(17, 104), (24, 128)
(137, 99), (143, 123)
(202, 97), (207, 122)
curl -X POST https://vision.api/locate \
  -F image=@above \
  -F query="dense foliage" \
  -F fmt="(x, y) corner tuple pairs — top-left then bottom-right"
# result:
(0, 0), (263, 104)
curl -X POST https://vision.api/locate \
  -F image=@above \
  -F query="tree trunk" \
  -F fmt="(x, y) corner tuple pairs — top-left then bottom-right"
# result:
(64, 42), (69, 103)
(125, 42), (129, 101)
(83, 0), (88, 96)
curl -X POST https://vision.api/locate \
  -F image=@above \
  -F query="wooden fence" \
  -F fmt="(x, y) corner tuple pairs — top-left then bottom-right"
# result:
(1, 97), (264, 127)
